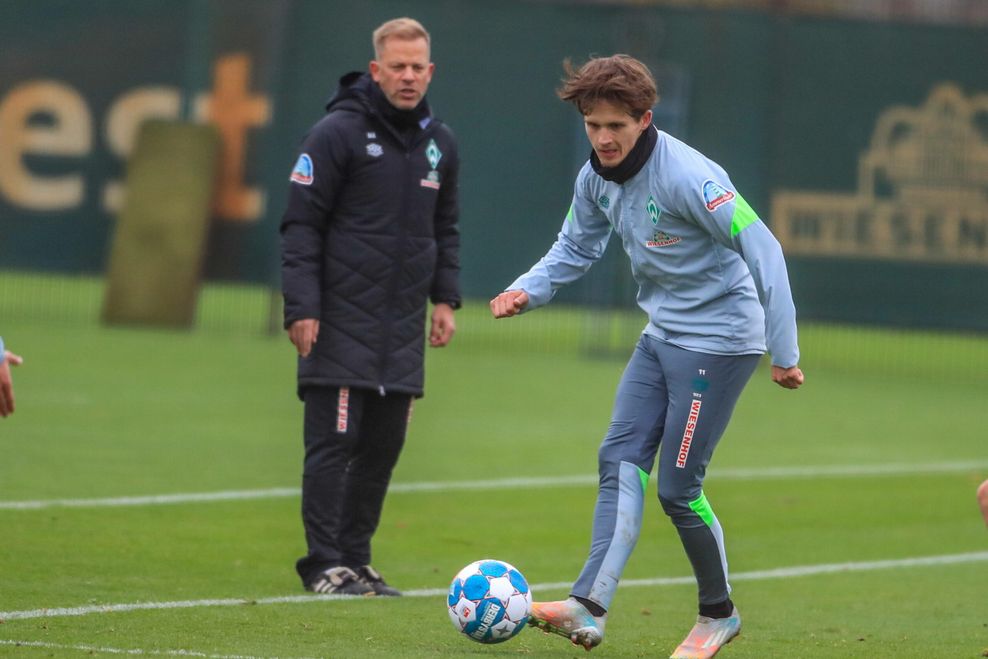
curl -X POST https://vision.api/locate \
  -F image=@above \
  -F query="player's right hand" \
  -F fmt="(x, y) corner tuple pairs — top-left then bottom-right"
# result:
(490, 290), (529, 318)
(288, 318), (320, 357)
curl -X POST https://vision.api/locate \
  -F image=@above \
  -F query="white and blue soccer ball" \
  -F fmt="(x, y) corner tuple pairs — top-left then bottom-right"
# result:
(447, 559), (532, 644)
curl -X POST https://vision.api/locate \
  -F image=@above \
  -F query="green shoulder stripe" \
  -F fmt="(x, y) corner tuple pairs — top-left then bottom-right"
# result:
(730, 192), (759, 237)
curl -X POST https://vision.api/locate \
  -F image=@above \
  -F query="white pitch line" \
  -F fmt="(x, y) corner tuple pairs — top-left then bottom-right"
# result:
(1, 460), (986, 511)
(1, 550), (986, 622)
(0, 639), (315, 659)
(0, 488), (299, 511)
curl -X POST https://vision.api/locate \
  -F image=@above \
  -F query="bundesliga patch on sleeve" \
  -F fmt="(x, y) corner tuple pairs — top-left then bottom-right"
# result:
(290, 153), (314, 185)
(702, 179), (735, 211)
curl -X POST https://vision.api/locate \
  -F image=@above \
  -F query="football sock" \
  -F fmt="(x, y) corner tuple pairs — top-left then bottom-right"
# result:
(573, 596), (607, 617)
(698, 597), (734, 619)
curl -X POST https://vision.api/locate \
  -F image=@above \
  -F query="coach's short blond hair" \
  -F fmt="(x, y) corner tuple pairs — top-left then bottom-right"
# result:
(372, 17), (431, 58)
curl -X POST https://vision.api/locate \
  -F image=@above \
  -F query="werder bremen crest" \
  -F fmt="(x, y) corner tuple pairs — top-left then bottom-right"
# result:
(420, 139), (443, 190)
(644, 195), (679, 247)
(426, 139), (442, 169)
(646, 195), (661, 225)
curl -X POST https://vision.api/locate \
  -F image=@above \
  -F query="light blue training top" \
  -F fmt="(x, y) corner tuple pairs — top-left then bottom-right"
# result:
(507, 128), (800, 367)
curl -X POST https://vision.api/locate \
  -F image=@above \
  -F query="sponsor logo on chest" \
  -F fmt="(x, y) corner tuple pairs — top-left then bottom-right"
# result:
(642, 194), (681, 247)
(646, 230), (681, 247)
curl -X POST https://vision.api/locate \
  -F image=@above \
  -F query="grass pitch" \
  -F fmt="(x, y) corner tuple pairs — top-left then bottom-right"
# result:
(1, 288), (986, 658)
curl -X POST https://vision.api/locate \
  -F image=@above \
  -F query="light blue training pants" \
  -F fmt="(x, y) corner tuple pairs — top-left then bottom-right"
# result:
(571, 333), (760, 610)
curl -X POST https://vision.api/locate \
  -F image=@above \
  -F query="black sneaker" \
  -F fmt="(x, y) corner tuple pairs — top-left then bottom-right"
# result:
(306, 567), (375, 596)
(356, 565), (401, 596)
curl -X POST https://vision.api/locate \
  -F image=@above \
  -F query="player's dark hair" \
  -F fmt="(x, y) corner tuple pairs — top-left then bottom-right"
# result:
(557, 55), (658, 119)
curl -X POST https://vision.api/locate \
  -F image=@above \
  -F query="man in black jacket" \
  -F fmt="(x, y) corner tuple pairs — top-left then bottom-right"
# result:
(280, 17), (460, 597)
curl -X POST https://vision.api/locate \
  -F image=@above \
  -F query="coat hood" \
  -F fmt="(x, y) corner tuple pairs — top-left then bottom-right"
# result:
(325, 71), (374, 113)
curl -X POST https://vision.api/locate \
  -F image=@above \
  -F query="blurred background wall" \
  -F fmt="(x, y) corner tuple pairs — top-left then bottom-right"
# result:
(1, 0), (986, 333)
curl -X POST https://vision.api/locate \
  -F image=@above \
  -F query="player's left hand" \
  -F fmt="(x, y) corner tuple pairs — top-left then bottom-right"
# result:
(772, 365), (804, 390)
(430, 303), (456, 347)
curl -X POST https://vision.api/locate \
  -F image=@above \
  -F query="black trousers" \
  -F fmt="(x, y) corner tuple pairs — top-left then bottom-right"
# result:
(295, 385), (412, 586)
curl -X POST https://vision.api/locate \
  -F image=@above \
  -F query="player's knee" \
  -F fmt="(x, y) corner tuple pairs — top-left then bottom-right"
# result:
(596, 441), (626, 475)
(657, 485), (692, 521)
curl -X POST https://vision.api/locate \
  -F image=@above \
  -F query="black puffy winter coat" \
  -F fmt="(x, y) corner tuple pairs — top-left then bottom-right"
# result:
(280, 73), (461, 398)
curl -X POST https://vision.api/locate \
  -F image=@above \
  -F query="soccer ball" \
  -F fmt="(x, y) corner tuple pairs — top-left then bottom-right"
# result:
(447, 559), (532, 644)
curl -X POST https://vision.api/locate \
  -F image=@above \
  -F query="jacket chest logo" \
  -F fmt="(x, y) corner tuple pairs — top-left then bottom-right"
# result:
(646, 230), (681, 248)
(421, 138), (442, 189)
(426, 139), (442, 169)
(366, 143), (383, 157)
(643, 195), (680, 247)
(646, 195), (661, 224)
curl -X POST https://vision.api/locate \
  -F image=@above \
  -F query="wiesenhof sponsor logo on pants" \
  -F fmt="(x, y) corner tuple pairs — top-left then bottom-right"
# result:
(676, 399), (703, 468)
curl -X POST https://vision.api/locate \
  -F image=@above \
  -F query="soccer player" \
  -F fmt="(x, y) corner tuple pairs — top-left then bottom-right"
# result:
(0, 336), (23, 418)
(490, 55), (803, 659)
(280, 18), (461, 596)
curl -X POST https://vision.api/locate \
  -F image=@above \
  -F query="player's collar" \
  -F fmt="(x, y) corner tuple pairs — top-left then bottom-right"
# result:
(590, 125), (657, 184)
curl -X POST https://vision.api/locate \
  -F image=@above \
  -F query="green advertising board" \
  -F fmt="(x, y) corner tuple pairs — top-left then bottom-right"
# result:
(1, 0), (986, 329)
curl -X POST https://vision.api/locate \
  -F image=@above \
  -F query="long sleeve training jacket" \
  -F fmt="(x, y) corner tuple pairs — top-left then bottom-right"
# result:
(509, 128), (799, 367)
